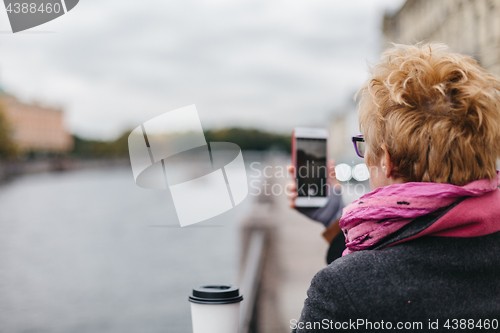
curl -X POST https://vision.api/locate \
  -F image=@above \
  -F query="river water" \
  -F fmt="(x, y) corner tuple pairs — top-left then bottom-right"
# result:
(0, 160), (258, 333)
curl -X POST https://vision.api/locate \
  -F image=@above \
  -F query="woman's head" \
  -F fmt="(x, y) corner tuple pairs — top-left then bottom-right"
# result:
(357, 43), (500, 187)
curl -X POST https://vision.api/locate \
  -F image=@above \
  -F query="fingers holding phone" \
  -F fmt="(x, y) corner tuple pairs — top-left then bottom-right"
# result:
(287, 165), (297, 208)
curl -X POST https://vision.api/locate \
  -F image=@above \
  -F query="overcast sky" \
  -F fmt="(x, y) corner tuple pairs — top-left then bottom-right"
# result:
(0, 0), (404, 140)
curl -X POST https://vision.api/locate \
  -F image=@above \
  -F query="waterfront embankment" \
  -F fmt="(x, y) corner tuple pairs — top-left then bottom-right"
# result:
(0, 158), (130, 182)
(239, 156), (330, 333)
(238, 155), (369, 333)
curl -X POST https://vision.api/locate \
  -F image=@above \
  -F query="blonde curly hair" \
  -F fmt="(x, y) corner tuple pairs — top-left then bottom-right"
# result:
(356, 43), (500, 186)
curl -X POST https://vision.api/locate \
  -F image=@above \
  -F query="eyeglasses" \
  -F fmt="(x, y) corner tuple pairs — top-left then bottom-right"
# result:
(352, 135), (365, 158)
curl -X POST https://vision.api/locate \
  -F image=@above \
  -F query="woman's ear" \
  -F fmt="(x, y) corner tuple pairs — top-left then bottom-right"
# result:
(380, 143), (395, 179)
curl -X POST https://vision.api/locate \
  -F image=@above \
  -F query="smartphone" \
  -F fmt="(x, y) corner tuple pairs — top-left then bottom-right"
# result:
(292, 127), (328, 207)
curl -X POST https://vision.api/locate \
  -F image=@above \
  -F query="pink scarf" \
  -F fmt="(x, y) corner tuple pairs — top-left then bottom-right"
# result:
(339, 171), (500, 256)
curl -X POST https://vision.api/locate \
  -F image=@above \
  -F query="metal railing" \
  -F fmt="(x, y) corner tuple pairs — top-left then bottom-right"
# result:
(239, 229), (266, 333)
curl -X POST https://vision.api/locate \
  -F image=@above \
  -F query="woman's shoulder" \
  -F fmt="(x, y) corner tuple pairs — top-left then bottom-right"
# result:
(309, 233), (500, 322)
(298, 249), (398, 327)
(325, 231), (500, 287)
(318, 248), (395, 296)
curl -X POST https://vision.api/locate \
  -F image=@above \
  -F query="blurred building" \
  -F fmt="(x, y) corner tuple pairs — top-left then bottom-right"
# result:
(383, 0), (500, 77)
(331, 0), (500, 162)
(0, 92), (73, 153)
(328, 100), (359, 161)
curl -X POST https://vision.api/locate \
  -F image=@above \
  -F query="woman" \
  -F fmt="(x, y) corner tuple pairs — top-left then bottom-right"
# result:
(288, 43), (500, 332)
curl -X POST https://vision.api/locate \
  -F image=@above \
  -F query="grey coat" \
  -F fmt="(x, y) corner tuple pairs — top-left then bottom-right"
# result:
(292, 201), (500, 332)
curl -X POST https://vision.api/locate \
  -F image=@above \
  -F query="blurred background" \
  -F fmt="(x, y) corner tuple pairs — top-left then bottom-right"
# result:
(1, 0), (499, 332)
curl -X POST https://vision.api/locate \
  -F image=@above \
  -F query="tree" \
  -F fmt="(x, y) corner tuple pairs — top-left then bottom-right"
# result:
(204, 128), (291, 152)
(70, 128), (291, 159)
(0, 101), (17, 159)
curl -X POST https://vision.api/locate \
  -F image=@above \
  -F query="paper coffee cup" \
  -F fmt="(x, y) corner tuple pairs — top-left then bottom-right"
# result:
(189, 285), (243, 333)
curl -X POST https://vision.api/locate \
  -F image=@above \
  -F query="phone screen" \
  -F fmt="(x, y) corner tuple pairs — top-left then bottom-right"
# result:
(296, 138), (327, 197)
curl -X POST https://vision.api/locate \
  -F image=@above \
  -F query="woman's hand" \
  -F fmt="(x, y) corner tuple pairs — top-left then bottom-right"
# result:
(286, 159), (341, 208)
(286, 169), (298, 208)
